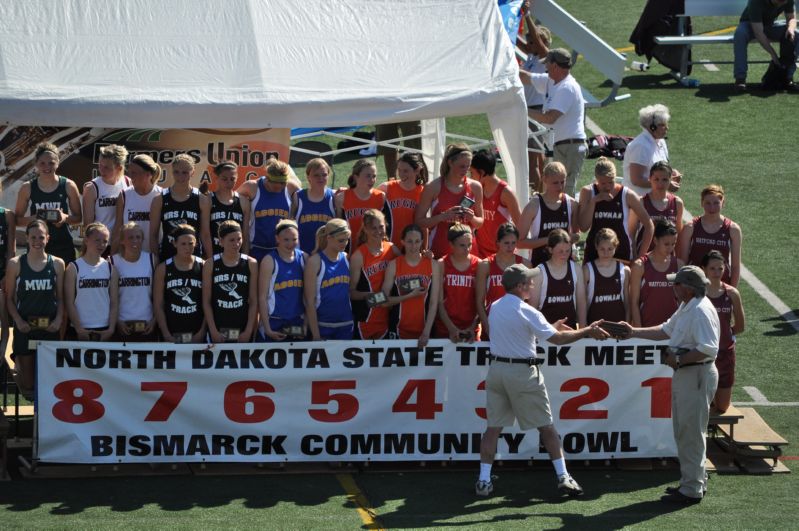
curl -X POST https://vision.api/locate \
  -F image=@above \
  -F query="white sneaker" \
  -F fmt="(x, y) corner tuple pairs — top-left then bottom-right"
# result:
(475, 479), (494, 496)
(557, 474), (583, 496)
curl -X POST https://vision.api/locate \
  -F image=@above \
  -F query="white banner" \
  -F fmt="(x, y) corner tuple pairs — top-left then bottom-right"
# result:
(36, 339), (678, 463)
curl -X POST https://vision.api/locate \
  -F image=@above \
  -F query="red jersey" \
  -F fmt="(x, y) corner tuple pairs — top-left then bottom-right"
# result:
(342, 188), (386, 243)
(687, 217), (732, 284)
(385, 180), (423, 247)
(530, 193), (573, 266)
(537, 260), (578, 328)
(484, 254), (525, 313)
(640, 193), (678, 253)
(586, 261), (626, 323)
(435, 253), (480, 337)
(638, 254), (679, 327)
(429, 177), (474, 259)
(709, 283), (735, 351)
(391, 255), (434, 339)
(352, 241), (395, 339)
(474, 180), (510, 258)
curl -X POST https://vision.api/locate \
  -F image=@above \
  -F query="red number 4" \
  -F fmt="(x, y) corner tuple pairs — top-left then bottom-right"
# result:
(392, 379), (443, 420)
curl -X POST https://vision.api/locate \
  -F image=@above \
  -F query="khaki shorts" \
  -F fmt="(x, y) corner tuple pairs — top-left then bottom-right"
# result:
(486, 361), (553, 430)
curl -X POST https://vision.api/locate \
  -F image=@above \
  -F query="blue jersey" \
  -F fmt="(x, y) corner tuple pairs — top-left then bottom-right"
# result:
(295, 188), (335, 254)
(268, 248), (305, 321)
(315, 251), (352, 325)
(250, 177), (291, 257)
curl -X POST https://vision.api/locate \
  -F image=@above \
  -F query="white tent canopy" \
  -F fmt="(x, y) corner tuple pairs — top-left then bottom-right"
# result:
(0, 0), (529, 200)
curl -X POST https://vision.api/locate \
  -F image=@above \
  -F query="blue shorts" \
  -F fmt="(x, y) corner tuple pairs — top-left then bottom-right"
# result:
(319, 323), (353, 340)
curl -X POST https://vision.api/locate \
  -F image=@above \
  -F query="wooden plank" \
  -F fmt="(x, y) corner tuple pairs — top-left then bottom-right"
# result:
(718, 408), (788, 446)
(738, 456), (788, 475)
(1, 405), (35, 417)
(709, 405), (744, 426)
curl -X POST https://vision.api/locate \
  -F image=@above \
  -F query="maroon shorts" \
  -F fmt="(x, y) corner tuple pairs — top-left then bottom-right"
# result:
(714, 344), (736, 388)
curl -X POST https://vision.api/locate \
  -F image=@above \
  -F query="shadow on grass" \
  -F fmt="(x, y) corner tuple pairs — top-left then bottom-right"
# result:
(761, 310), (799, 337)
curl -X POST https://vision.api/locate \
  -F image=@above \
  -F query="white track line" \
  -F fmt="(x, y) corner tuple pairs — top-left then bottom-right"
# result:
(736, 386), (799, 407)
(584, 118), (799, 333)
(743, 386), (770, 403)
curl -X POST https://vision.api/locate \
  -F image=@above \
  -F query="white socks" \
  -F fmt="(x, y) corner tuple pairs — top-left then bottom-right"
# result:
(479, 463), (492, 482)
(552, 457), (568, 477)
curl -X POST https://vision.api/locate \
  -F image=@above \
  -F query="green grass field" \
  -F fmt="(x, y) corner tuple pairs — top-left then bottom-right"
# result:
(3, 1), (797, 528)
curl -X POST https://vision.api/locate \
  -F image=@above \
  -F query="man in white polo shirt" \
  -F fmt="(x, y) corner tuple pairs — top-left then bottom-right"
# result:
(476, 264), (610, 498)
(523, 48), (587, 197)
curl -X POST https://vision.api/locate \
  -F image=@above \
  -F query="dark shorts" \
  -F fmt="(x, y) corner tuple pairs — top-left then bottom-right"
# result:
(715, 344), (736, 388)
(12, 327), (58, 357)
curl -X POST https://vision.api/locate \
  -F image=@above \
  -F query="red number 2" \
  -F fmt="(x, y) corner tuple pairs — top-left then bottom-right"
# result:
(559, 378), (609, 419)
(141, 382), (188, 421)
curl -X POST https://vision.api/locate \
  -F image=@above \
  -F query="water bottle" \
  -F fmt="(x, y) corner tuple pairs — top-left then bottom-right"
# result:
(631, 61), (649, 72)
(685, 79), (701, 88)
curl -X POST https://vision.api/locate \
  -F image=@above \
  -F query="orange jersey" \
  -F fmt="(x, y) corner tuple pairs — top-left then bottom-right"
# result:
(342, 188), (386, 243)
(391, 255), (434, 339)
(353, 241), (396, 339)
(435, 253), (480, 338)
(385, 180), (423, 247)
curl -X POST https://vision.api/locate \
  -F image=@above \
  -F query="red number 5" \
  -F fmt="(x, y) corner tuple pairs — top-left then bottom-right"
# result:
(308, 380), (359, 422)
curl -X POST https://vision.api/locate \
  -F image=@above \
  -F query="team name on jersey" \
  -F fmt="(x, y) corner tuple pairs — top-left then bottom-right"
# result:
(344, 207), (373, 219)
(166, 278), (202, 289)
(650, 213), (673, 223)
(214, 273), (248, 283)
(34, 201), (62, 210)
(78, 278), (110, 289)
(594, 293), (621, 303)
(119, 277), (151, 287)
(218, 298), (244, 309)
(546, 295), (573, 303)
(127, 211), (149, 222)
(363, 260), (388, 278)
(274, 279), (302, 291)
(715, 305), (732, 315)
(488, 274), (502, 287)
(694, 237), (728, 248)
(321, 275), (349, 289)
(446, 274), (473, 287)
(646, 280), (672, 288)
(483, 210), (497, 221)
(170, 303), (197, 314)
(255, 208), (289, 218)
(594, 211), (622, 220)
(542, 221), (568, 231)
(211, 211), (243, 221)
(98, 197), (118, 207)
(24, 278), (52, 290)
(164, 210), (198, 221)
(388, 198), (417, 209)
(299, 213), (332, 223)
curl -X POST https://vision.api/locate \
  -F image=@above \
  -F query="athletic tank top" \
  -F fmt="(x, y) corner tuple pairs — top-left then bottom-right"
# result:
(342, 188), (386, 244)
(112, 251), (154, 322)
(72, 256), (113, 329)
(586, 261), (626, 323)
(430, 177), (474, 259)
(537, 260), (578, 328)
(268, 248), (305, 321)
(688, 217), (733, 284)
(0, 208), (8, 279)
(210, 192), (245, 254)
(474, 180), (510, 258)
(530, 193), (573, 266)
(385, 180), (423, 247)
(250, 177), (292, 253)
(90, 175), (130, 233)
(159, 187), (202, 262)
(16, 254), (58, 320)
(164, 256), (204, 334)
(709, 283), (735, 350)
(391, 255), (434, 339)
(639, 193), (678, 253)
(353, 241), (395, 339)
(29, 176), (74, 261)
(210, 253), (252, 330)
(485, 254), (525, 313)
(436, 253), (480, 335)
(122, 184), (162, 254)
(639, 254), (679, 327)
(584, 184), (633, 263)
(295, 188), (335, 254)
(315, 251), (353, 326)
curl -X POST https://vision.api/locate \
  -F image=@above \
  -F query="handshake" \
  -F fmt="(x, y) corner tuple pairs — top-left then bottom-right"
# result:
(596, 320), (633, 340)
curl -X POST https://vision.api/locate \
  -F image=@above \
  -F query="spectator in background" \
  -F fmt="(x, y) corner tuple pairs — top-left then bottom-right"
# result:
(82, 144), (130, 254)
(292, 158), (335, 254)
(112, 222), (157, 342)
(415, 144), (484, 258)
(733, 0), (798, 91)
(518, 161), (579, 266)
(471, 150), (521, 258)
(629, 220), (682, 327)
(378, 152), (428, 248)
(637, 161), (684, 255)
(112, 154), (162, 255)
(336, 159), (388, 249)
(583, 228), (630, 324)
(522, 48), (587, 197)
(532, 228), (586, 330)
(203, 161), (250, 256)
(622, 104), (682, 197)
(15, 143), (82, 264)
(435, 223), (482, 342)
(679, 184), (742, 287)
(376, 121), (422, 179)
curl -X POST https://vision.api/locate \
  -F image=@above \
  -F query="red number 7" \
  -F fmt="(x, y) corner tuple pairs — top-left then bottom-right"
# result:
(141, 382), (188, 421)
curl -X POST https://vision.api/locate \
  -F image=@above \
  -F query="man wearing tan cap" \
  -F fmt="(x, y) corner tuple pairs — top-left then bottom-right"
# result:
(521, 47), (587, 197)
(476, 264), (610, 498)
(616, 265), (720, 504)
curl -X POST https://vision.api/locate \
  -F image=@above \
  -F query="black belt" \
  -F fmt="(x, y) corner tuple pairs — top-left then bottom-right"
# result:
(678, 360), (713, 369)
(554, 138), (586, 147)
(489, 354), (544, 366)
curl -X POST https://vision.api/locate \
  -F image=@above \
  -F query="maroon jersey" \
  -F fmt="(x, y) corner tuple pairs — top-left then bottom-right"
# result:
(537, 260), (578, 328)
(709, 283), (735, 351)
(585, 185), (633, 263)
(687, 217), (732, 283)
(639, 193), (678, 253)
(586, 261), (626, 323)
(638, 255), (679, 327)
(529, 193), (573, 266)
